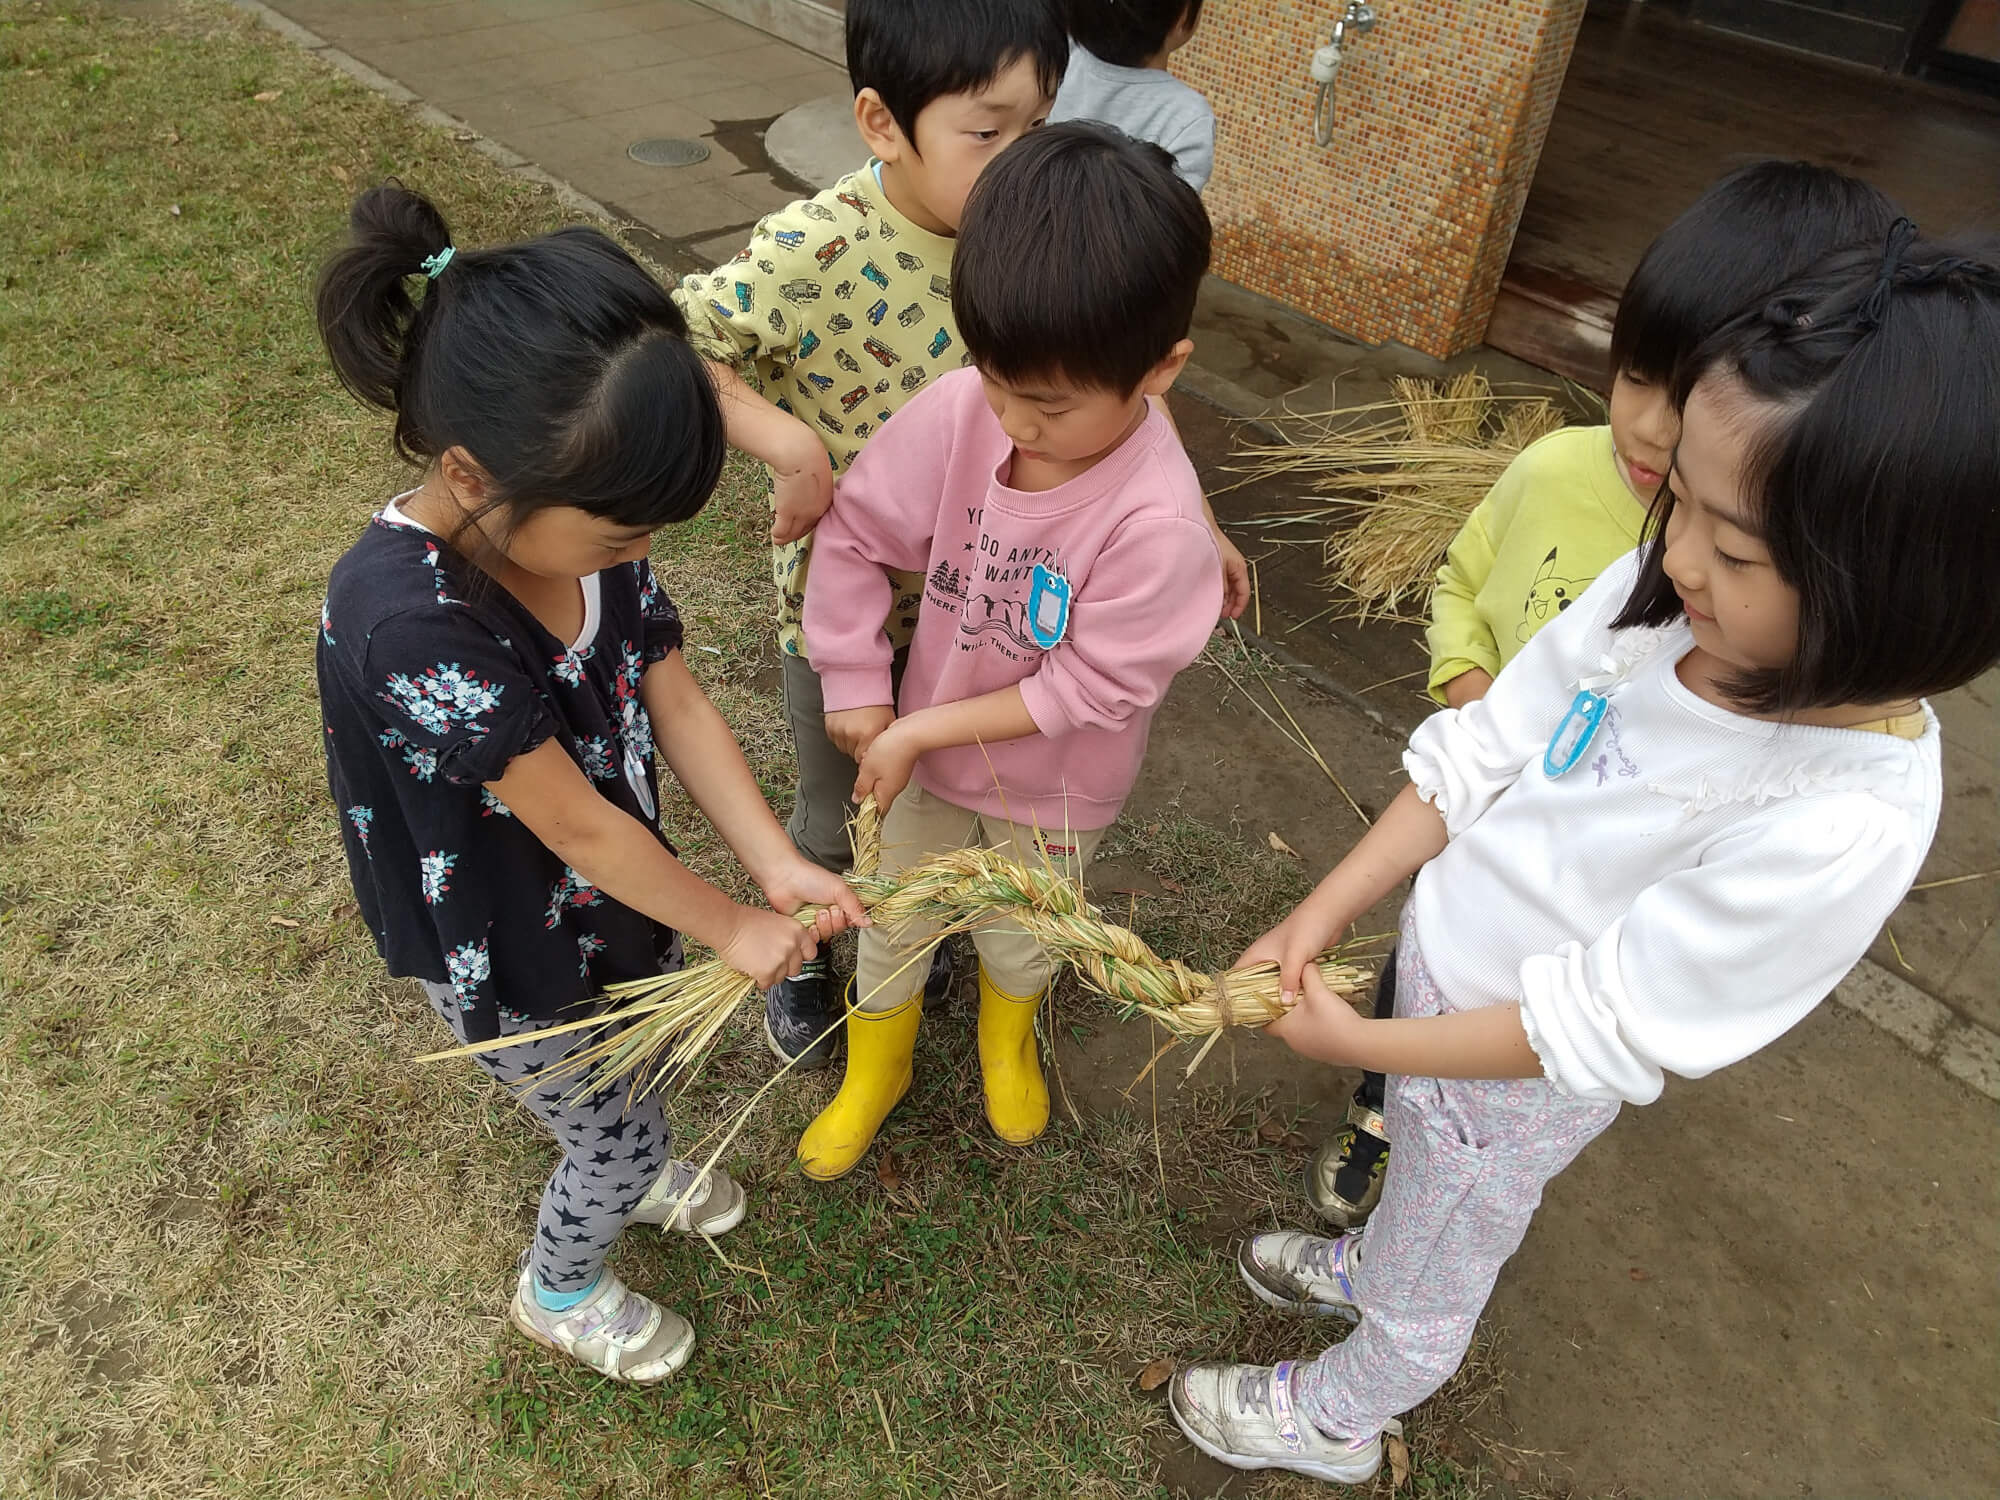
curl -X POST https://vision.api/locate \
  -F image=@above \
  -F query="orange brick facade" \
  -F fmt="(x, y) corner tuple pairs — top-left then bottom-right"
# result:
(1174, 1), (1586, 358)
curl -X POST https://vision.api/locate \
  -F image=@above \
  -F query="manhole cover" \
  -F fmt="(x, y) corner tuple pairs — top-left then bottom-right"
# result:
(627, 137), (710, 167)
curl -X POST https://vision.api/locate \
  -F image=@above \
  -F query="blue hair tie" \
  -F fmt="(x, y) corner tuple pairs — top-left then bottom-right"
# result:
(420, 245), (455, 280)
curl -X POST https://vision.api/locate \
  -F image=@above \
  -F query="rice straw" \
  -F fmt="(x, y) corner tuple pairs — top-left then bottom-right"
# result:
(419, 797), (1369, 1102)
(1232, 373), (1574, 619)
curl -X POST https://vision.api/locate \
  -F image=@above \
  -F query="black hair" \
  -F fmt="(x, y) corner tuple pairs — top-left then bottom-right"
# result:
(846, 0), (1068, 145)
(953, 121), (1210, 394)
(1061, 0), (1202, 68)
(1613, 226), (2000, 713)
(1611, 160), (1900, 387)
(314, 182), (725, 539)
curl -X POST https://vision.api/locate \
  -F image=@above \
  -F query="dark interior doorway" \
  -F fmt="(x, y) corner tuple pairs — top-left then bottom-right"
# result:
(1489, 0), (2000, 384)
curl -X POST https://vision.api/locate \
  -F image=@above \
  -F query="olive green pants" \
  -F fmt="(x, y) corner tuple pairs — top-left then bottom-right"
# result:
(854, 783), (1105, 1011)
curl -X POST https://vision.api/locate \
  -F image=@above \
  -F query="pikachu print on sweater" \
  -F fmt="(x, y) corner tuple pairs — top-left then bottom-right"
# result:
(672, 167), (972, 660)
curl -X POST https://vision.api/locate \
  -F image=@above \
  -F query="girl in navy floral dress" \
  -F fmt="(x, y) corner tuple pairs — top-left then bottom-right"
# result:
(314, 184), (866, 1384)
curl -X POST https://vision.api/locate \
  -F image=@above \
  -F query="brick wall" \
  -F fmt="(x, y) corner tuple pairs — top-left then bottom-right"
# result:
(1174, 0), (1586, 357)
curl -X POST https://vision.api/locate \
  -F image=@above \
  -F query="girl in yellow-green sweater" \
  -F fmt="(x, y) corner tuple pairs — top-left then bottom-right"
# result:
(1306, 160), (1899, 1230)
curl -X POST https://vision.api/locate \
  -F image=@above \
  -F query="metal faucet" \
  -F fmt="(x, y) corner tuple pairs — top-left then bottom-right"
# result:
(1333, 2), (1378, 49)
(1313, 3), (1380, 145)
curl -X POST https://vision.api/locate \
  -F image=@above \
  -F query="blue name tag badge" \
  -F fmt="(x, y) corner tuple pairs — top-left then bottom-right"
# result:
(1543, 689), (1609, 778)
(1027, 564), (1071, 649)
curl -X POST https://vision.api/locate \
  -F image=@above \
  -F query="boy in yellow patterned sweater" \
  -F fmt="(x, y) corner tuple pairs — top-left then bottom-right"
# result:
(673, 0), (1068, 1070)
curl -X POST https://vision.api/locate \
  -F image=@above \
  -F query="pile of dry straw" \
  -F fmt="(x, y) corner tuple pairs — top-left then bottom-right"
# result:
(1233, 372), (1574, 620)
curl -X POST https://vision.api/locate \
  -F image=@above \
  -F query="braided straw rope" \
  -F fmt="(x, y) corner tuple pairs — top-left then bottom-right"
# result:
(421, 797), (1368, 1099)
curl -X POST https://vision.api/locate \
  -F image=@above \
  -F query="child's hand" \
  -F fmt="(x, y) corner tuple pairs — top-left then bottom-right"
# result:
(1236, 907), (1347, 1005)
(1264, 964), (1369, 1065)
(1213, 525), (1251, 621)
(770, 446), (834, 544)
(853, 720), (921, 812)
(717, 905), (821, 989)
(759, 857), (870, 942)
(826, 705), (895, 761)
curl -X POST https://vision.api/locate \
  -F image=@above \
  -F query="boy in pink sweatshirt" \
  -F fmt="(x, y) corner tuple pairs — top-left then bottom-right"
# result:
(799, 122), (1222, 1180)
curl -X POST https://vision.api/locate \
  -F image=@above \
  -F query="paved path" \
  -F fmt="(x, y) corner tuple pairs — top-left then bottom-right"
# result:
(266, 0), (848, 266)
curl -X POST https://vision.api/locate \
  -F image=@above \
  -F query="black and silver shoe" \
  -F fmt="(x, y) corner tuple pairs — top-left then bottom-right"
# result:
(922, 940), (958, 1007)
(1304, 1096), (1389, 1230)
(763, 956), (842, 1070)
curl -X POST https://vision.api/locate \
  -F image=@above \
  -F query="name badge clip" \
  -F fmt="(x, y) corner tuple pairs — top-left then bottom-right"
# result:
(1027, 563), (1070, 649)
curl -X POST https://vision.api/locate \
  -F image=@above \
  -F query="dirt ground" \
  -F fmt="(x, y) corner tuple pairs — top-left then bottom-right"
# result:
(1064, 414), (2000, 1496)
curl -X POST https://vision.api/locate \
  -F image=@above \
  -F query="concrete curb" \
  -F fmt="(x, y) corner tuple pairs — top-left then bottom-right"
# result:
(1833, 962), (2000, 1100)
(227, 0), (2000, 1110)
(691, 0), (843, 65)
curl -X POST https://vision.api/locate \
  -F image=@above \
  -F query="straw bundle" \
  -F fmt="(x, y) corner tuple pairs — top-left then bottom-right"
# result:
(422, 798), (1369, 1102)
(1234, 372), (1572, 620)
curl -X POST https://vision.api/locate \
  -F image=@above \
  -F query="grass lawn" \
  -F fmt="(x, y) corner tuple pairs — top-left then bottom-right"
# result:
(0, 5), (1495, 1496)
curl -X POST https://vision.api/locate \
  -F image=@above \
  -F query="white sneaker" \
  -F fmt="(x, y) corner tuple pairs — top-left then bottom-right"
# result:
(1238, 1230), (1362, 1319)
(508, 1257), (694, 1383)
(627, 1163), (747, 1236)
(1169, 1358), (1399, 1484)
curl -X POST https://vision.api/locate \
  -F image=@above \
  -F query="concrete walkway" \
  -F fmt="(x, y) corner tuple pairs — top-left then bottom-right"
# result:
(262, 0), (847, 268)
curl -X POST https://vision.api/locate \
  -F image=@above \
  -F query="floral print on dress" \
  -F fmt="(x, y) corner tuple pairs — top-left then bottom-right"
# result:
(635, 562), (661, 618)
(379, 727), (439, 782)
(545, 867), (603, 928)
(578, 735), (616, 782)
(610, 642), (654, 773)
(320, 513), (685, 1040)
(443, 937), (492, 1009)
(626, 706), (655, 766)
(381, 662), (505, 738)
(613, 641), (646, 709)
(420, 850), (458, 905)
(553, 643), (595, 687)
(420, 542), (462, 607)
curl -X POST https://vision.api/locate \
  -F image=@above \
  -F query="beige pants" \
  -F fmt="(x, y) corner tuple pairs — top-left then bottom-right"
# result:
(854, 782), (1106, 1012)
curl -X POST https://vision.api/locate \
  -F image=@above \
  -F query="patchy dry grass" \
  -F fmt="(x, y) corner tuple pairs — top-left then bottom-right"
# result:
(0, 5), (1497, 1497)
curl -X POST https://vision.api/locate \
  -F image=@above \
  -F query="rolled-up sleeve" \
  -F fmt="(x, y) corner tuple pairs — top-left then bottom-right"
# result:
(1517, 796), (1924, 1102)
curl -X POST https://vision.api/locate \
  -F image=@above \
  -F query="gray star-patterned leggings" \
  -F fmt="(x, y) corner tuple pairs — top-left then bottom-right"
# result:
(423, 978), (671, 1294)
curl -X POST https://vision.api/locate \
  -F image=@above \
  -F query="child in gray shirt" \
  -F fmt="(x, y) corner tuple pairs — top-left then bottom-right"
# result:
(1048, 1), (1214, 191)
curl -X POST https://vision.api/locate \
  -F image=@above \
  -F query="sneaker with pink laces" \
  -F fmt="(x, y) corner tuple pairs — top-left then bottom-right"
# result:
(507, 1256), (695, 1383)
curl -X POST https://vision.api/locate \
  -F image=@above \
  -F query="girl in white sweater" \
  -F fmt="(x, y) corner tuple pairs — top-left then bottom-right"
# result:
(1168, 223), (2000, 1484)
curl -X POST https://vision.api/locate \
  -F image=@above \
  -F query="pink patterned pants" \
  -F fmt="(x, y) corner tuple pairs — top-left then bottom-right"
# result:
(1295, 907), (1621, 1439)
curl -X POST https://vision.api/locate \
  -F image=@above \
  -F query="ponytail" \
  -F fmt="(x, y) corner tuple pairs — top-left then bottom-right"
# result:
(314, 182), (454, 457)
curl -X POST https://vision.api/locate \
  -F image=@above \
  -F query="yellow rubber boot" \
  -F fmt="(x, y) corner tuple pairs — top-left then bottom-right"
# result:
(977, 966), (1049, 1146)
(797, 989), (921, 1182)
